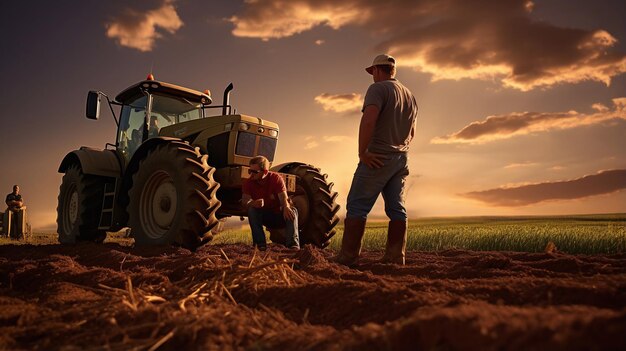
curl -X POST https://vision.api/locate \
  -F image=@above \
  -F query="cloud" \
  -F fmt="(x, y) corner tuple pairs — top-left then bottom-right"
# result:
(314, 93), (362, 113)
(614, 98), (626, 110)
(106, 0), (183, 52)
(463, 169), (626, 206)
(229, 0), (626, 90)
(432, 97), (626, 144)
(592, 103), (610, 112)
(304, 135), (352, 149)
(304, 141), (319, 150)
(323, 135), (350, 143)
(503, 162), (539, 169)
(229, 1), (362, 41)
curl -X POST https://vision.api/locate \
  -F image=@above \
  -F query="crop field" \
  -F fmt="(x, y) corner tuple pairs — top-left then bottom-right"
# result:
(215, 214), (626, 254)
(0, 214), (624, 350)
(5, 214), (624, 254)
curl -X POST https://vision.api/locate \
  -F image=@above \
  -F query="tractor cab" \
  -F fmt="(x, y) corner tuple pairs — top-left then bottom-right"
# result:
(113, 77), (212, 162)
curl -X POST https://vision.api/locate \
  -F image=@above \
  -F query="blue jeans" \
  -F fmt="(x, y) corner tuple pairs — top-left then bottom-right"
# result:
(346, 153), (409, 221)
(248, 207), (300, 248)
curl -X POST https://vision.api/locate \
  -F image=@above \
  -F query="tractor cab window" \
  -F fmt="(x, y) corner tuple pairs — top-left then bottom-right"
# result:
(118, 96), (147, 160)
(151, 94), (202, 126)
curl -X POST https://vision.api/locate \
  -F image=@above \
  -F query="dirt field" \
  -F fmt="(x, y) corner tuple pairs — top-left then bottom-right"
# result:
(0, 243), (624, 350)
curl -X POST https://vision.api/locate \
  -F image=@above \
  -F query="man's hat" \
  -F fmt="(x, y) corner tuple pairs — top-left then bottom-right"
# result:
(366, 54), (396, 74)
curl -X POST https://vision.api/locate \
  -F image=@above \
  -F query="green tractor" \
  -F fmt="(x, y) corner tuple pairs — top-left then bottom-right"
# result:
(57, 75), (340, 250)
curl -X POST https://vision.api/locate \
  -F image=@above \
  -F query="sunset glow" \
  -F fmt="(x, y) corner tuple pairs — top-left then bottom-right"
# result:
(1, 0), (624, 230)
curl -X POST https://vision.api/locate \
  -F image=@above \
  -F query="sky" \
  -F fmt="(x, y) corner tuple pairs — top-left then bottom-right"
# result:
(1, 0), (625, 230)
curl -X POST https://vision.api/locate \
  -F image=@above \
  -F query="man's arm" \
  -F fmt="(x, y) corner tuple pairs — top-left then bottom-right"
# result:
(359, 105), (385, 168)
(278, 191), (295, 221)
(6, 200), (22, 208)
(241, 193), (252, 207)
(241, 193), (263, 209)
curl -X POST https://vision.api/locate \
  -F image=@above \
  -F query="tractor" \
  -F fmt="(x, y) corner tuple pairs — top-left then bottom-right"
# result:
(56, 75), (340, 250)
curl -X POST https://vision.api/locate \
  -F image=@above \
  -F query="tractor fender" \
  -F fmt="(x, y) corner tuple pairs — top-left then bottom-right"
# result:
(58, 147), (121, 178)
(270, 162), (307, 173)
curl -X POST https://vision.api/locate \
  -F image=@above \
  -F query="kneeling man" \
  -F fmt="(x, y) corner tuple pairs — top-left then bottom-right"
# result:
(242, 156), (299, 250)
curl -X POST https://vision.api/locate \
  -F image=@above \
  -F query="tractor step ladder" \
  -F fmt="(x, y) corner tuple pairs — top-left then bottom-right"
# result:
(98, 181), (117, 230)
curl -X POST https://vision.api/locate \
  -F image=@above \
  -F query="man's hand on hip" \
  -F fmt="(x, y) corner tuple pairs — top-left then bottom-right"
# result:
(360, 151), (386, 169)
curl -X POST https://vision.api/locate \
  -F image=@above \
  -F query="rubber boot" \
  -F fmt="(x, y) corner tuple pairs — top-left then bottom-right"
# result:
(381, 220), (407, 265)
(334, 217), (367, 266)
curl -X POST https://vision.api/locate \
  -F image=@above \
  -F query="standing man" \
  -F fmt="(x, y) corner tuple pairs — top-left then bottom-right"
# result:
(4, 185), (26, 238)
(336, 54), (418, 266)
(242, 156), (300, 250)
(5, 185), (23, 211)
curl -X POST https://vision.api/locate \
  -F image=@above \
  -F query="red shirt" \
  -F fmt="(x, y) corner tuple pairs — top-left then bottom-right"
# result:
(243, 171), (286, 213)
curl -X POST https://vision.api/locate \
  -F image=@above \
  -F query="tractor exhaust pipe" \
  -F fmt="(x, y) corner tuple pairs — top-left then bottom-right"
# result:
(222, 83), (233, 115)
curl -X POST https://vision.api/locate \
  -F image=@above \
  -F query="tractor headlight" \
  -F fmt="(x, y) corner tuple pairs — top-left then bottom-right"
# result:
(141, 82), (160, 89)
(238, 122), (250, 131)
(268, 129), (278, 137)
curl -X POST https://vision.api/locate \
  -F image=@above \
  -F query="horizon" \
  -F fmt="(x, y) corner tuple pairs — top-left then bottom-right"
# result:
(1, 0), (625, 230)
(31, 212), (626, 233)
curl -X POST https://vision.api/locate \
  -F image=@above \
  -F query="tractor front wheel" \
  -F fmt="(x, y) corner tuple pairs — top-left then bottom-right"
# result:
(57, 164), (107, 243)
(128, 141), (221, 250)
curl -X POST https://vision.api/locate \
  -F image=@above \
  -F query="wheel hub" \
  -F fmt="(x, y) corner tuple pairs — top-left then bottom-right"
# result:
(141, 171), (177, 239)
(159, 195), (172, 213)
(152, 182), (176, 228)
(61, 182), (79, 236)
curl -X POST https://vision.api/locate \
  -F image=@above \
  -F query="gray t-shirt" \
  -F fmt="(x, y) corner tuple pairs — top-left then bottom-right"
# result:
(362, 79), (418, 154)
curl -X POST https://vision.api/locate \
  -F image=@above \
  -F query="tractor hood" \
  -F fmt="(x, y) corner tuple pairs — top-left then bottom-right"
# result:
(159, 114), (280, 168)
(159, 114), (279, 140)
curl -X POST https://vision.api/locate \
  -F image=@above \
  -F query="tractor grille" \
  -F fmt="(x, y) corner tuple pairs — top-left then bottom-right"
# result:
(236, 132), (256, 157)
(235, 132), (277, 162)
(258, 135), (276, 161)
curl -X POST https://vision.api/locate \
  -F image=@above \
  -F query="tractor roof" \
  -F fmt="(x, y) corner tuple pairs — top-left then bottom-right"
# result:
(115, 80), (212, 105)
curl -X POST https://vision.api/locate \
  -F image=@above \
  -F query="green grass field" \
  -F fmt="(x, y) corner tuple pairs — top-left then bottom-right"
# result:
(212, 214), (626, 254)
(3, 214), (625, 254)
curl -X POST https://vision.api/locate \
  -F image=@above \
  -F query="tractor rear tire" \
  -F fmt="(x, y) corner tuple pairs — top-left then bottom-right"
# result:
(286, 164), (340, 248)
(57, 164), (108, 243)
(128, 141), (221, 250)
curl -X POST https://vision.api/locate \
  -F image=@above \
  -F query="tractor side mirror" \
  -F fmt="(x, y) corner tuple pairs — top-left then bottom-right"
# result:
(86, 91), (101, 120)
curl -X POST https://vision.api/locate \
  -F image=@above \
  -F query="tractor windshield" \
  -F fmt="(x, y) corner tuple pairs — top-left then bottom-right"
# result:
(151, 94), (203, 125)
(117, 94), (203, 161)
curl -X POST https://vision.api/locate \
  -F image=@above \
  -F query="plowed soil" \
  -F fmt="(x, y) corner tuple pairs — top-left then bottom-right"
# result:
(0, 243), (625, 350)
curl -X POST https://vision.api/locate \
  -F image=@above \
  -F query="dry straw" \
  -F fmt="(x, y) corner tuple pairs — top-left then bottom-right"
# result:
(99, 248), (303, 311)
(178, 248), (304, 310)
(93, 247), (305, 349)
